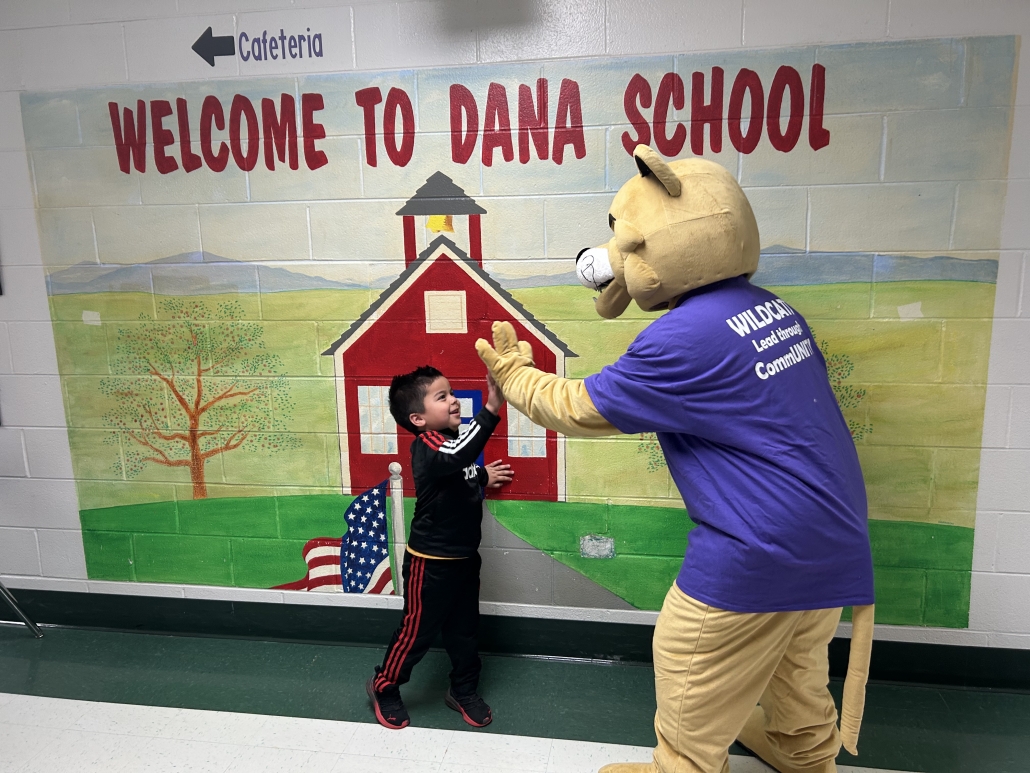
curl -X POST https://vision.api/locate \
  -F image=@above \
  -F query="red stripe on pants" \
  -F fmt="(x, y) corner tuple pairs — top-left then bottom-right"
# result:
(376, 556), (424, 690)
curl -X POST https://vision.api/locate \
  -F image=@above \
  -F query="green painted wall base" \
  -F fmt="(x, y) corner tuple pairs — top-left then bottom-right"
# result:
(2, 588), (1027, 691)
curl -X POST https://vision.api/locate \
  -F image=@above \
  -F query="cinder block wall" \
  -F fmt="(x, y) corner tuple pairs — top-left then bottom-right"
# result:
(0, 0), (1029, 647)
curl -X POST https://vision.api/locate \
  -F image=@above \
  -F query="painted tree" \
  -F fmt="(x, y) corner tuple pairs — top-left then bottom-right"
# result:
(101, 299), (300, 498)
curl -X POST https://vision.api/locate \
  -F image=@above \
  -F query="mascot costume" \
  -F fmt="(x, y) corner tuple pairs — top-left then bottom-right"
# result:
(477, 146), (875, 773)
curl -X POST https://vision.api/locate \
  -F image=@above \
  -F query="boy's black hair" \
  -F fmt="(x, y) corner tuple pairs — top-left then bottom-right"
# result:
(389, 365), (444, 435)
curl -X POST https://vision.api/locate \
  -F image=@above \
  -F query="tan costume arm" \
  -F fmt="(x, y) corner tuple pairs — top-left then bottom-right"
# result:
(840, 604), (875, 755)
(476, 321), (621, 438)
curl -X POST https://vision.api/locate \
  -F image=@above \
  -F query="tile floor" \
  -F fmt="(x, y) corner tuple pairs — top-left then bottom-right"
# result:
(0, 693), (910, 773)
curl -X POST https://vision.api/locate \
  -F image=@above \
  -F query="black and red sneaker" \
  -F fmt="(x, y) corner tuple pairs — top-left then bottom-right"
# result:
(366, 677), (410, 730)
(445, 688), (492, 727)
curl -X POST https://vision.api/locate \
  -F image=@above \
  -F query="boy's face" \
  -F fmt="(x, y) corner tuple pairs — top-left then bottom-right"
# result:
(411, 376), (462, 433)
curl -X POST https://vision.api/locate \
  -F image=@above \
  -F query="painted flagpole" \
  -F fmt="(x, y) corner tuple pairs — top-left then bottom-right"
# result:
(388, 462), (406, 596)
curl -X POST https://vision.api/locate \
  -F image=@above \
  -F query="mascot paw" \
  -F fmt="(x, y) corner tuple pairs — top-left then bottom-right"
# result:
(597, 764), (655, 773)
(475, 320), (535, 387)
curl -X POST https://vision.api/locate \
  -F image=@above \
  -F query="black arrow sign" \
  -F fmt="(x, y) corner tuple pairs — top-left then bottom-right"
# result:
(192, 27), (235, 67)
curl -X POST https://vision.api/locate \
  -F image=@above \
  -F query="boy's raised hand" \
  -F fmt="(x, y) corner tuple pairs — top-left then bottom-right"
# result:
(484, 459), (513, 489)
(485, 372), (505, 415)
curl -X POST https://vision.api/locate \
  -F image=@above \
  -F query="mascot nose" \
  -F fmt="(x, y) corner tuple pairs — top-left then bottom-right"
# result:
(575, 247), (615, 291)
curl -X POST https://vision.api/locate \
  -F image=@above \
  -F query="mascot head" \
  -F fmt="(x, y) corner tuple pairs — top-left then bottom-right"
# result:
(576, 145), (761, 319)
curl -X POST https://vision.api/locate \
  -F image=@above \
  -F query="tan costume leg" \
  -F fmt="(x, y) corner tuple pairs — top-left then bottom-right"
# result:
(735, 607), (843, 773)
(646, 585), (842, 773)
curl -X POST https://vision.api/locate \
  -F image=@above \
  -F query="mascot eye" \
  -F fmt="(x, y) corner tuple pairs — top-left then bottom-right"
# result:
(608, 213), (616, 230)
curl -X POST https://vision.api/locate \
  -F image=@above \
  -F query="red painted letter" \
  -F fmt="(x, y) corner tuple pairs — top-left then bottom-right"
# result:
(354, 86), (382, 167)
(151, 100), (178, 174)
(262, 93), (299, 171)
(450, 84), (479, 164)
(482, 82), (514, 167)
(690, 67), (724, 155)
(552, 79), (586, 165)
(809, 64), (830, 151)
(200, 96), (228, 172)
(621, 74), (652, 155)
(384, 87), (415, 167)
(653, 72), (686, 157)
(767, 66), (804, 153)
(176, 98), (202, 173)
(518, 79), (548, 163)
(109, 100), (147, 174)
(302, 92), (328, 170)
(229, 95), (260, 171)
(727, 69), (764, 154)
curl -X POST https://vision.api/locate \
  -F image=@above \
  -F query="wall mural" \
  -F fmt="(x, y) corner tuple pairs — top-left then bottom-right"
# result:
(21, 36), (1017, 626)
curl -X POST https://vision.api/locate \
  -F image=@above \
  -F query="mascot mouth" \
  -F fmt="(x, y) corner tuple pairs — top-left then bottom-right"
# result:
(575, 247), (614, 292)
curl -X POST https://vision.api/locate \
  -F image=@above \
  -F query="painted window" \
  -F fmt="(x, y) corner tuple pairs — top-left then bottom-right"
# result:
(424, 291), (467, 333)
(357, 385), (397, 454)
(508, 408), (546, 457)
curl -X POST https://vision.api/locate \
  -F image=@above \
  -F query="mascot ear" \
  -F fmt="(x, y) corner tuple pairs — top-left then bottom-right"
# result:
(633, 145), (682, 198)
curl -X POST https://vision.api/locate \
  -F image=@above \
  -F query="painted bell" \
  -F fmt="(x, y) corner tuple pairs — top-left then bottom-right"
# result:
(427, 214), (454, 233)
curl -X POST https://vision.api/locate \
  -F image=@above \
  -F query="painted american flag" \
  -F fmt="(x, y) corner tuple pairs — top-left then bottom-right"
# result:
(275, 479), (394, 594)
(342, 480), (393, 594)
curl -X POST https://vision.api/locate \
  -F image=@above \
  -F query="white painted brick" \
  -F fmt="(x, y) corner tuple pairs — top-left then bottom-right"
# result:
(0, 209), (44, 268)
(0, 151), (34, 210)
(0, 265), (51, 322)
(986, 632), (1030, 650)
(543, 194), (613, 260)
(8, 322), (59, 375)
(19, 23), (127, 90)
(0, 323), (11, 374)
(183, 585), (284, 603)
(23, 428), (74, 479)
(36, 528), (87, 578)
(607, 0), (741, 55)
(980, 385), (1010, 448)
(888, 0), (1030, 40)
(87, 580), (184, 597)
(69, 0), (179, 24)
(986, 320), (1030, 384)
(977, 449), (1030, 512)
(0, 574), (87, 592)
(0, 527), (40, 575)
(969, 571), (1030, 634)
(0, 375), (67, 427)
(0, 428), (27, 477)
(995, 513), (1030, 574)
(972, 511), (1000, 572)
(178, 0), (295, 13)
(0, 91), (25, 152)
(992, 251), (1023, 319)
(0, 478), (80, 529)
(352, 2), (477, 70)
(1007, 387), (1030, 449)
(125, 15), (238, 82)
(1001, 180), (1030, 251)
(744, 0), (887, 46)
(1021, 252), (1030, 318)
(479, 0), (605, 63)
(0, 0), (71, 29)
(237, 7), (354, 75)
(0, 32), (22, 91)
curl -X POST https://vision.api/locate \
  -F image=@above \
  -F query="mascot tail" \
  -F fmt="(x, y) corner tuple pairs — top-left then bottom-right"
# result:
(840, 604), (875, 755)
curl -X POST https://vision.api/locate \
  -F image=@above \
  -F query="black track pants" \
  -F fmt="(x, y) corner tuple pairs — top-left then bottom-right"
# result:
(373, 551), (482, 697)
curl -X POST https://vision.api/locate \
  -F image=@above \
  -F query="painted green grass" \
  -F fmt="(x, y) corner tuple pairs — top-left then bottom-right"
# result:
(79, 494), (971, 627)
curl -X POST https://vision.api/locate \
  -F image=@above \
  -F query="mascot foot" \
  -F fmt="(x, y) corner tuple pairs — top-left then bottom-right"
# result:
(598, 764), (655, 773)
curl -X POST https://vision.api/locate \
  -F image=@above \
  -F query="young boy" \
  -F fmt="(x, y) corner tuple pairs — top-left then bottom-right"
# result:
(367, 365), (513, 730)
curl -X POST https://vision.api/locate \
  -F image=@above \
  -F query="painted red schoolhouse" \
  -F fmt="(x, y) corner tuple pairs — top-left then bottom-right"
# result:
(322, 173), (576, 501)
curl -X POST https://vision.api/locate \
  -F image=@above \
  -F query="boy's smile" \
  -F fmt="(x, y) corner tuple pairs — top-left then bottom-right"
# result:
(413, 376), (463, 433)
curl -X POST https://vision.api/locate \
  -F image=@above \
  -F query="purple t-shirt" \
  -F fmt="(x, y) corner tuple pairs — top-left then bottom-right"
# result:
(585, 276), (874, 613)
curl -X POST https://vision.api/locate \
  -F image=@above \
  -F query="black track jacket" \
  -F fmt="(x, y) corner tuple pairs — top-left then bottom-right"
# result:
(407, 407), (500, 558)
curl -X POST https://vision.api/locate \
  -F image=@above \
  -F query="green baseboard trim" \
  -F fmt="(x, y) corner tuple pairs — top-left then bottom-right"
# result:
(3, 588), (1028, 691)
